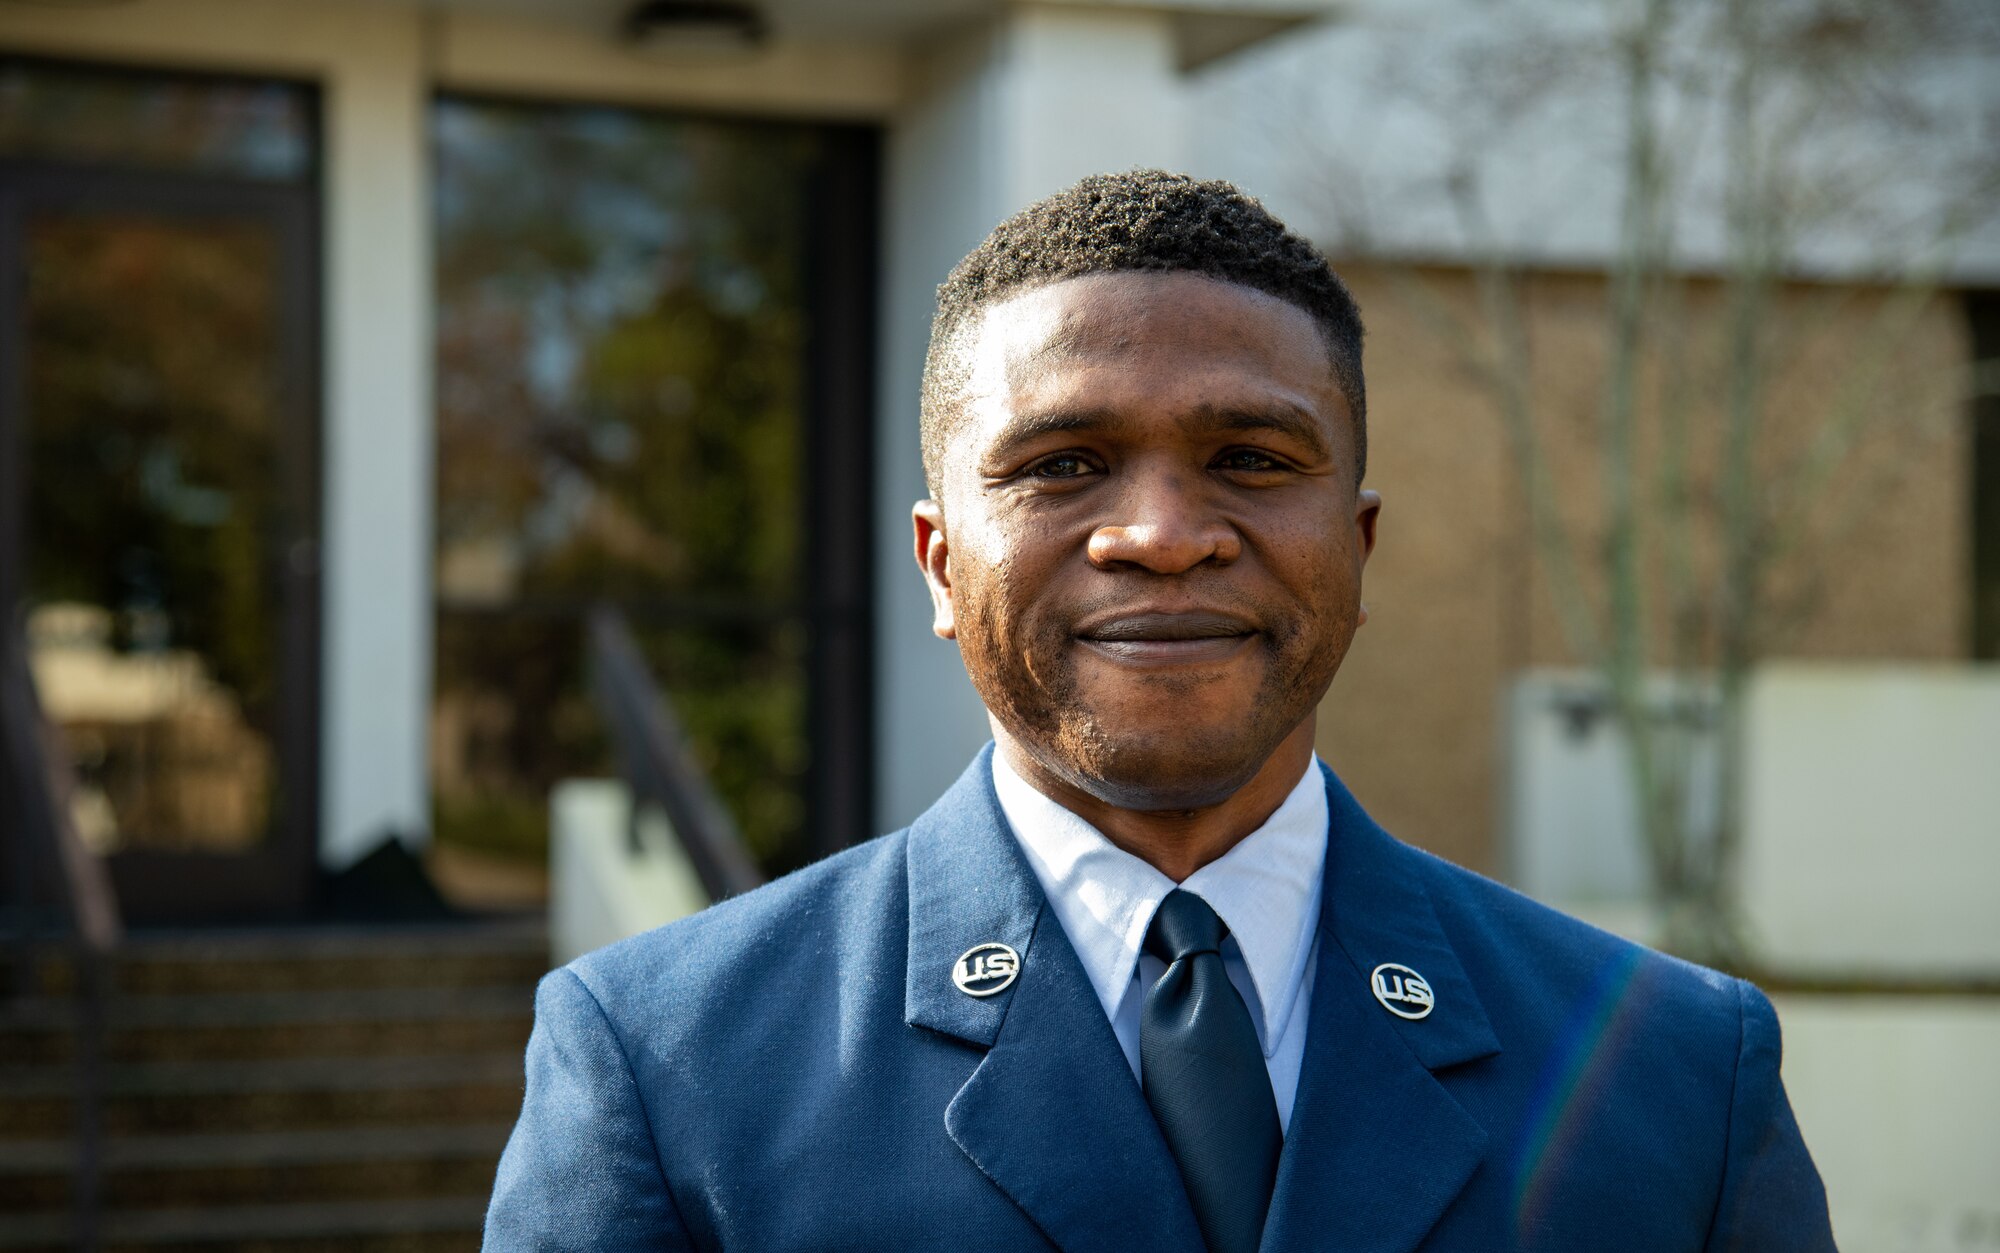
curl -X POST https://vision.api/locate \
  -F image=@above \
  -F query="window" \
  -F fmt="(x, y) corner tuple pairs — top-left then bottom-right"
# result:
(1, 57), (321, 918)
(431, 97), (875, 879)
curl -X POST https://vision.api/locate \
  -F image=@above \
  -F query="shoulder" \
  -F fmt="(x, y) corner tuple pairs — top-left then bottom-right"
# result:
(1388, 841), (1832, 1244)
(556, 829), (911, 1044)
(1398, 840), (1753, 1057)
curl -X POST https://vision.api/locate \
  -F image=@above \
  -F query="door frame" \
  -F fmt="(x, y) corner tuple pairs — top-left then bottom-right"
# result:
(0, 158), (323, 922)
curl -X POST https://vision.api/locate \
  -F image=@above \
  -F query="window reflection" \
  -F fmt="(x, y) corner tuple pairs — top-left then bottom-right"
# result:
(23, 214), (286, 853)
(433, 97), (822, 878)
(0, 57), (313, 181)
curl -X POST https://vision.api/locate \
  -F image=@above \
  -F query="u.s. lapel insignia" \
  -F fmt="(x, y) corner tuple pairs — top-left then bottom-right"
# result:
(1370, 962), (1435, 1020)
(952, 942), (1020, 997)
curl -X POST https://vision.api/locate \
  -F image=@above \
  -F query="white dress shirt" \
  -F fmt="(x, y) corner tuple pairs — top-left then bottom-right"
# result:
(991, 751), (1327, 1131)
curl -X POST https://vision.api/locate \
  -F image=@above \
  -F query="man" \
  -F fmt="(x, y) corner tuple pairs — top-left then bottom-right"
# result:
(486, 171), (1833, 1252)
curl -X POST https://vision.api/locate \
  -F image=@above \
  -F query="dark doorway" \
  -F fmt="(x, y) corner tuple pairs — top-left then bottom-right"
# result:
(0, 59), (322, 923)
(1971, 291), (2000, 661)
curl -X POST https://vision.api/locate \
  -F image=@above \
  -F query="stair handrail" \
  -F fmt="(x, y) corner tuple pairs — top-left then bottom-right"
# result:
(3, 610), (121, 954)
(2, 610), (116, 1252)
(585, 606), (765, 901)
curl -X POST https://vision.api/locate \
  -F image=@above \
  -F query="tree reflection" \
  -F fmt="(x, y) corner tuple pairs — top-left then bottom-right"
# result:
(433, 98), (819, 878)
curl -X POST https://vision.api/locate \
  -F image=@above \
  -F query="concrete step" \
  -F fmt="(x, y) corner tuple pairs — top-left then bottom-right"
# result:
(0, 989), (534, 1067)
(0, 921), (540, 1247)
(3, 985), (537, 1030)
(0, 1194), (489, 1250)
(103, 922), (549, 997)
(0, 1123), (515, 1172)
(6, 1014), (534, 1068)
(1, 1069), (524, 1138)
(0, 1053), (526, 1142)
(16, 920), (548, 996)
(0, 1123), (513, 1212)
(0, 1052), (524, 1099)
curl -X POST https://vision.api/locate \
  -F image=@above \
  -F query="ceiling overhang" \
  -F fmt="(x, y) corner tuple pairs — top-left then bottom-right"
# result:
(406, 0), (1340, 69)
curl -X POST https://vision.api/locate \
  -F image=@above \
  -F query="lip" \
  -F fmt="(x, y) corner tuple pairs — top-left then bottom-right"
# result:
(1073, 611), (1259, 666)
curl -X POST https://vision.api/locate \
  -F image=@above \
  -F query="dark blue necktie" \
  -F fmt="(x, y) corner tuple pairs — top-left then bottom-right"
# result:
(1141, 889), (1283, 1253)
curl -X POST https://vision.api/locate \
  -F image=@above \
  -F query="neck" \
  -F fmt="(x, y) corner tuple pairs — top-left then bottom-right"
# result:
(996, 719), (1318, 882)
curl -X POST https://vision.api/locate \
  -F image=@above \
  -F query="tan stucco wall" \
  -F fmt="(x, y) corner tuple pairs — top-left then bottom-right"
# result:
(1318, 264), (1972, 874)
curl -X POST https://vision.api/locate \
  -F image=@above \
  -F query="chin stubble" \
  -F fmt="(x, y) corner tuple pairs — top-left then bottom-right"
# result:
(963, 587), (1344, 806)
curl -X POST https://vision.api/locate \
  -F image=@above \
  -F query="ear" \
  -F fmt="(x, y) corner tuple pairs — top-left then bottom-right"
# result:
(912, 499), (957, 640)
(1354, 488), (1382, 628)
(1355, 488), (1382, 561)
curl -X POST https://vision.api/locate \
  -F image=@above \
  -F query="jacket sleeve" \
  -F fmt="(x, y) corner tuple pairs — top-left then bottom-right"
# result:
(1703, 979), (1837, 1252)
(484, 966), (692, 1252)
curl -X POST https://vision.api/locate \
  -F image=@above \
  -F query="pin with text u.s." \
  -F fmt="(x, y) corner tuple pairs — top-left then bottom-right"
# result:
(952, 943), (1020, 997)
(1370, 962), (1435, 1020)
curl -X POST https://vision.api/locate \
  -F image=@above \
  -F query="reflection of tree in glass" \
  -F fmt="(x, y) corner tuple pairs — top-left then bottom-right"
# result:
(25, 218), (284, 847)
(28, 220), (280, 722)
(433, 99), (820, 875)
(0, 59), (313, 181)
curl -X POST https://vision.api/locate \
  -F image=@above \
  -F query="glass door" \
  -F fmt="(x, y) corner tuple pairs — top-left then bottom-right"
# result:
(430, 97), (876, 885)
(0, 62), (320, 922)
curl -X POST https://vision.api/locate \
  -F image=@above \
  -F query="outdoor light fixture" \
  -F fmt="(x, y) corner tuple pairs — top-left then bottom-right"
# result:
(620, 0), (766, 58)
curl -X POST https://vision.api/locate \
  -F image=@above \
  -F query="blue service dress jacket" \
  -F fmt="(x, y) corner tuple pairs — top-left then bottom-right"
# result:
(485, 748), (1834, 1252)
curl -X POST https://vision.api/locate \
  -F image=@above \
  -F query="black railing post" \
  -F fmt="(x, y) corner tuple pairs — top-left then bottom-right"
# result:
(3, 613), (119, 1251)
(74, 946), (107, 1252)
(585, 606), (765, 902)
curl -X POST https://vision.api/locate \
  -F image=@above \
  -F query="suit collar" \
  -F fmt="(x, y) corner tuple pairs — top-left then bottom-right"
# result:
(904, 746), (1042, 1047)
(906, 750), (1502, 1253)
(991, 747), (1328, 1057)
(907, 747), (1205, 1253)
(1259, 764), (1500, 1253)
(903, 750), (1499, 1061)
(1316, 762), (1500, 1072)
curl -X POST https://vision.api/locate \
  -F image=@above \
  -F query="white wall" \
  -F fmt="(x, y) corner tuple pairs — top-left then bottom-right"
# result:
(1741, 666), (2000, 976)
(548, 780), (709, 967)
(1503, 670), (1713, 904)
(1778, 996), (2000, 1253)
(1505, 664), (2000, 974)
(874, 5), (1192, 830)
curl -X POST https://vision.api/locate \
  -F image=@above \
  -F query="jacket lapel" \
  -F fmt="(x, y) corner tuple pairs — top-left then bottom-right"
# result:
(906, 749), (1205, 1253)
(1260, 766), (1502, 1253)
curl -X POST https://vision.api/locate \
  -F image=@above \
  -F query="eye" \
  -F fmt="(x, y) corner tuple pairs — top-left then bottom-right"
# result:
(1214, 448), (1286, 473)
(1025, 453), (1099, 480)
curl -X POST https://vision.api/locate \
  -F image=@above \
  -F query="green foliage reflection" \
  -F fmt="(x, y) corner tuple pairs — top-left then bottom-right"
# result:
(431, 98), (822, 878)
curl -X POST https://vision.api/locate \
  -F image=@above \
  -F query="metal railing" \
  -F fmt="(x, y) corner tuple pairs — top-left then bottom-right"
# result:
(586, 606), (764, 901)
(3, 612), (120, 1251)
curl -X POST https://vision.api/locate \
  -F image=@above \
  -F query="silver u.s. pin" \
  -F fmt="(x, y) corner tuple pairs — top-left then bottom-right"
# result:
(1370, 962), (1435, 1020)
(952, 943), (1020, 997)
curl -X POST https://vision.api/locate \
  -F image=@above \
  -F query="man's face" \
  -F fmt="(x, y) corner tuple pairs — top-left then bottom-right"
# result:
(914, 271), (1381, 810)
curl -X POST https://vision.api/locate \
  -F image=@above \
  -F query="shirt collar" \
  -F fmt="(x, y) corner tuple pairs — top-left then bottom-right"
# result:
(991, 751), (1328, 1054)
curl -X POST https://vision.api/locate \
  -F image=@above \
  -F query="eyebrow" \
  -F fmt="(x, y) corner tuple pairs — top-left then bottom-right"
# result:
(987, 401), (1334, 464)
(986, 408), (1116, 457)
(1194, 402), (1333, 461)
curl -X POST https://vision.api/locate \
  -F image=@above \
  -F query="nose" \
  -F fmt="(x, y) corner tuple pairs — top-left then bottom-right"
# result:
(1085, 471), (1241, 574)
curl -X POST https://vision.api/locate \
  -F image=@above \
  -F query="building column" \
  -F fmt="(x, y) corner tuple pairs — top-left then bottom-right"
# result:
(319, 16), (434, 869)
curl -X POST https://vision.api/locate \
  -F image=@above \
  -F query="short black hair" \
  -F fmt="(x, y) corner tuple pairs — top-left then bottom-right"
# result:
(920, 169), (1366, 495)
